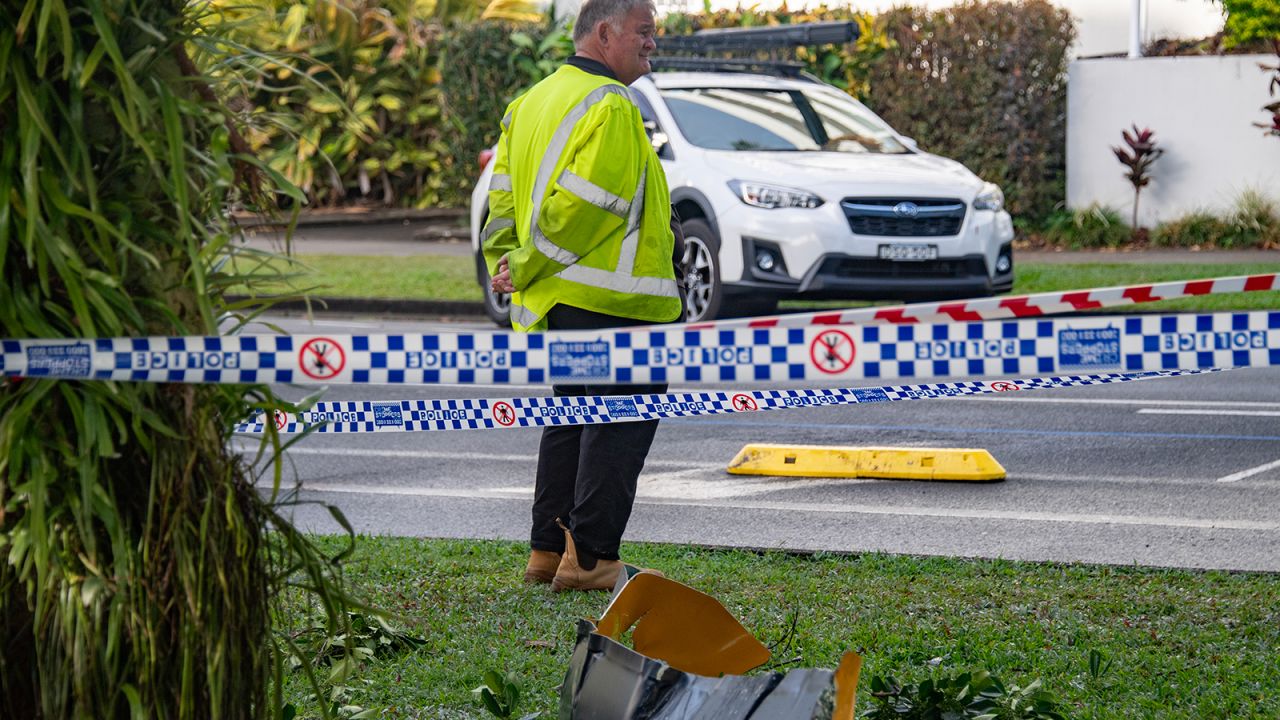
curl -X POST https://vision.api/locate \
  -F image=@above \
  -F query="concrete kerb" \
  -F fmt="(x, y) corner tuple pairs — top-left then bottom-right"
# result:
(225, 295), (486, 318)
(231, 206), (467, 229)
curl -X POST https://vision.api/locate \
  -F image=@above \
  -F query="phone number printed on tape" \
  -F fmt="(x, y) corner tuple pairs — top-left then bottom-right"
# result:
(26, 343), (92, 377)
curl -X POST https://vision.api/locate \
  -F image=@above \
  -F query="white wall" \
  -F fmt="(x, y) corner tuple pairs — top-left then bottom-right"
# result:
(1067, 54), (1280, 226)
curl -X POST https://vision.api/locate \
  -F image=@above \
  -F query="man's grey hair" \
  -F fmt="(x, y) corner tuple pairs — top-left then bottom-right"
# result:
(572, 0), (655, 45)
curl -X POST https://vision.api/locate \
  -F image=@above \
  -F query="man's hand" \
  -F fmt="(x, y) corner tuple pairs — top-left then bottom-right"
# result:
(490, 256), (515, 294)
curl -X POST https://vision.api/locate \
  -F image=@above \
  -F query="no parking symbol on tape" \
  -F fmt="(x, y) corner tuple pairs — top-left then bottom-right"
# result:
(299, 337), (346, 380)
(491, 401), (516, 427)
(810, 329), (856, 374)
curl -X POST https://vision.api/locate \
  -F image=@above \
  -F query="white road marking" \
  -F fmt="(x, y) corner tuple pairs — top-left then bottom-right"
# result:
(287, 319), (386, 329)
(233, 444), (534, 462)
(1137, 409), (1280, 417)
(491, 469), (873, 500)
(1015, 472), (1204, 485)
(643, 498), (1280, 532)
(446, 383), (548, 390)
(1217, 457), (1280, 483)
(230, 443), (720, 470)
(269, 481), (1280, 532)
(968, 397), (1280, 409)
(273, 382), (547, 391)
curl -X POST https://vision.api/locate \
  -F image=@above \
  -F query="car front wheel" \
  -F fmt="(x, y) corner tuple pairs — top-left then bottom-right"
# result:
(476, 254), (511, 327)
(679, 218), (722, 323)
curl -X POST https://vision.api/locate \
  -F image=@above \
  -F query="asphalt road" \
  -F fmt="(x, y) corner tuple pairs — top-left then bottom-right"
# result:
(232, 314), (1280, 573)
(237, 219), (472, 257)
(235, 218), (1280, 264)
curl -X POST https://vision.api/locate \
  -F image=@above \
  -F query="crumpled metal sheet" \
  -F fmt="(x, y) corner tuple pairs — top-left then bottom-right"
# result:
(558, 572), (860, 719)
(594, 572), (770, 676)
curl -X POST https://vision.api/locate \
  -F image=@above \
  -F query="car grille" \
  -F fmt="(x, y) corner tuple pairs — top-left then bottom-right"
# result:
(819, 256), (988, 279)
(841, 197), (966, 237)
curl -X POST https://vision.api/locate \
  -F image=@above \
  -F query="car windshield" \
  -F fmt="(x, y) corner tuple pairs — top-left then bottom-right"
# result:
(660, 86), (909, 154)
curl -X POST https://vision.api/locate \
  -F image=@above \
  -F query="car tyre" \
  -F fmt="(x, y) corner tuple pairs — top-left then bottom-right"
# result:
(679, 218), (722, 323)
(476, 253), (512, 327)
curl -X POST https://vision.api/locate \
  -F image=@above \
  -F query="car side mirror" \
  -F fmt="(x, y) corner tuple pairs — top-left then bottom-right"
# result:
(901, 136), (919, 151)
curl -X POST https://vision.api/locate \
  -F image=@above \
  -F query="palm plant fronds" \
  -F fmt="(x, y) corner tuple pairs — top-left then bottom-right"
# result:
(1, 2), (360, 717)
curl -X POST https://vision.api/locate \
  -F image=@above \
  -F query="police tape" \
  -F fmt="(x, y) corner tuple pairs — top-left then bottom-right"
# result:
(233, 367), (1231, 434)
(5, 310), (1278, 386)
(695, 273), (1279, 330)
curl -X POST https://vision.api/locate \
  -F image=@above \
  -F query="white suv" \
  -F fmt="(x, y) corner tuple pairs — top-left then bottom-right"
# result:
(470, 70), (1015, 324)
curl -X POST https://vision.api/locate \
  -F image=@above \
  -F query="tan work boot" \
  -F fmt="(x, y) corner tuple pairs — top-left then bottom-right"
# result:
(523, 550), (562, 584)
(551, 520), (661, 592)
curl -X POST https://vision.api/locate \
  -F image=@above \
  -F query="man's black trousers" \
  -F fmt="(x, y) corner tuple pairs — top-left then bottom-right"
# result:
(530, 304), (667, 561)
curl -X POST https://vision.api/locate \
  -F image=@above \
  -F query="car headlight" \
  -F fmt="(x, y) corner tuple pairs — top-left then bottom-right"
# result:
(973, 183), (1004, 212)
(728, 180), (824, 209)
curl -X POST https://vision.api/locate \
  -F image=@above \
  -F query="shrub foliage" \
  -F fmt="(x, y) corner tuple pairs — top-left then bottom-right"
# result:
(662, 1), (1076, 223)
(437, 18), (574, 206)
(865, 1), (1075, 223)
(214, 0), (486, 208)
(0, 2), (357, 717)
(218, 1), (1079, 222)
(1033, 191), (1280, 249)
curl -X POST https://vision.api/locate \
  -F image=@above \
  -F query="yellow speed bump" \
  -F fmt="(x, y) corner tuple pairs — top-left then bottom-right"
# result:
(727, 444), (1006, 482)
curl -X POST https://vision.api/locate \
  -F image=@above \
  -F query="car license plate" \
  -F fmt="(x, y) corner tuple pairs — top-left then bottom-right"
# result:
(878, 243), (938, 261)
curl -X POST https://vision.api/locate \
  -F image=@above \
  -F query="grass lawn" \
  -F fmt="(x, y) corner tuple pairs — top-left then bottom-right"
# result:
(228, 254), (481, 302)
(249, 255), (1280, 717)
(781, 263), (1280, 314)
(282, 537), (1280, 720)
(233, 255), (1280, 313)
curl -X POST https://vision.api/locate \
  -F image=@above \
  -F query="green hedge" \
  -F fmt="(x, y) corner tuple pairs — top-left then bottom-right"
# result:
(658, 2), (1074, 223)
(437, 19), (573, 206)
(224, 1), (1077, 221)
(865, 1), (1076, 223)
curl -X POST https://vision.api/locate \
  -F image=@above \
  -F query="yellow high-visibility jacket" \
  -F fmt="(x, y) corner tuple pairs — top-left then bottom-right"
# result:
(481, 64), (681, 332)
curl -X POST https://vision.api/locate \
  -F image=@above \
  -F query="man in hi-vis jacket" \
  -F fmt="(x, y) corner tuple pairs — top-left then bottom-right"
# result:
(482, 0), (680, 591)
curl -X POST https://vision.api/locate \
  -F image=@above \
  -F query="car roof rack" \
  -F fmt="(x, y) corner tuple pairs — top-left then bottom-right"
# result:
(647, 57), (808, 78)
(657, 21), (860, 53)
(652, 21), (860, 81)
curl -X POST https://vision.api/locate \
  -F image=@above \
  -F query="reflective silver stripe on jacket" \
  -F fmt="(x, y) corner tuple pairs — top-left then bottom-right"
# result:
(555, 160), (678, 299)
(556, 263), (679, 298)
(613, 164), (646, 275)
(557, 169), (629, 218)
(529, 84), (636, 266)
(510, 302), (539, 328)
(489, 173), (512, 192)
(479, 217), (513, 246)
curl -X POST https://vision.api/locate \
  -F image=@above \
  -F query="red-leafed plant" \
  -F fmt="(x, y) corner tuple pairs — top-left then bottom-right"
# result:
(1112, 125), (1164, 230)
(1259, 49), (1280, 137)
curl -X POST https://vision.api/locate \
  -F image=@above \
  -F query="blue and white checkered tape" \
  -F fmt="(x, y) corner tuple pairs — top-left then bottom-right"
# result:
(233, 367), (1231, 434)
(4, 311), (1279, 385)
